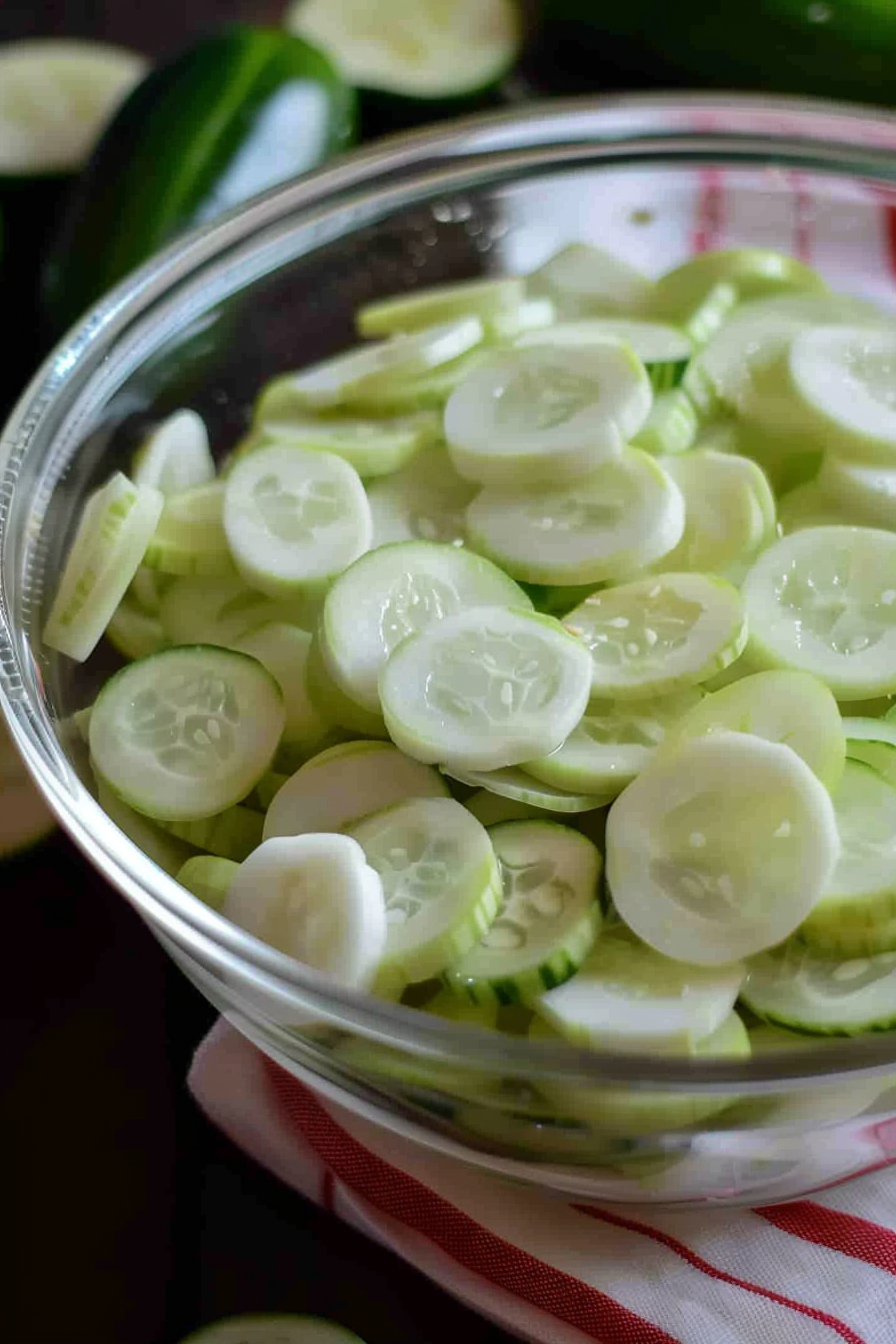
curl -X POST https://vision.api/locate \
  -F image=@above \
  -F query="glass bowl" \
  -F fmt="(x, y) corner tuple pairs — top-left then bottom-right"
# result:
(6, 93), (896, 1208)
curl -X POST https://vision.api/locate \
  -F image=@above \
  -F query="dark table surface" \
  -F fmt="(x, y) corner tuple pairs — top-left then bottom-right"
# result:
(0, 5), (509, 1342)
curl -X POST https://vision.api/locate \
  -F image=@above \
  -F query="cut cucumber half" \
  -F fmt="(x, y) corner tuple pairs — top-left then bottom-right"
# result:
(444, 343), (652, 487)
(232, 622), (328, 758)
(223, 833), (386, 988)
(464, 789), (553, 827)
(741, 941), (896, 1035)
(176, 854), (238, 912)
(656, 451), (776, 581)
(248, 408), (438, 478)
(533, 924), (744, 1051)
(0, 39), (146, 175)
(160, 802), (263, 863)
(606, 731), (840, 965)
(159, 575), (314, 648)
(357, 278), (525, 336)
(444, 764), (611, 814)
(665, 670), (845, 792)
(528, 244), (655, 318)
(143, 482), (235, 577)
(818, 454), (896, 529)
(320, 540), (530, 715)
(517, 318), (692, 391)
(445, 820), (602, 1004)
(742, 525), (896, 701)
(0, 718), (55, 857)
(365, 442), (476, 547)
(223, 444), (371, 597)
(263, 740), (448, 840)
(465, 449), (685, 587)
(788, 325), (896, 463)
(379, 606), (592, 771)
(349, 796), (501, 991)
(179, 1316), (365, 1344)
(631, 388), (699, 456)
(132, 410), (215, 495)
(105, 598), (169, 662)
(90, 645), (284, 822)
(44, 472), (164, 662)
(563, 572), (747, 700)
(525, 687), (705, 797)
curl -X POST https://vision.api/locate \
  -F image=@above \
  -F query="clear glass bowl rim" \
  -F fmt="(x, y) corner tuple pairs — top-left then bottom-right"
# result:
(5, 91), (896, 1094)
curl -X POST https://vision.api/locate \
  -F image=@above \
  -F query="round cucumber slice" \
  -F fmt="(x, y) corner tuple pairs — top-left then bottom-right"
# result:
(232, 622), (328, 758)
(159, 575), (315, 647)
(132, 410), (214, 496)
(798, 913), (896, 959)
(96, 778), (198, 877)
(129, 567), (172, 616)
(379, 606), (592, 771)
(321, 540), (531, 715)
(176, 855), (238, 912)
(44, 472), (164, 663)
(527, 243), (655, 319)
(464, 789), (553, 827)
(776, 481), (850, 535)
(533, 924), (744, 1051)
(654, 249), (824, 330)
(818, 454), (896, 529)
(444, 343), (652, 487)
(517, 318), (692, 390)
(304, 635), (387, 738)
(349, 796), (501, 990)
(263, 740), (447, 840)
(465, 449), (685, 586)
(247, 408), (438, 479)
(0, 39), (146, 175)
(365, 443), (476, 547)
(606, 731), (840, 965)
(631, 388), (699, 456)
(179, 1316), (364, 1344)
(223, 444), (371, 598)
(343, 347), (492, 416)
(445, 820), (602, 1004)
(563, 572), (747, 700)
(485, 297), (556, 342)
(742, 525), (896, 701)
(655, 451), (776, 581)
(357, 278), (526, 337)
(143, 482), (235, 578)
(105, 598), (169, 662)
(843, 716), (896, 785)
(665, 670), (845, 792)
(524, 687), (705, 797)
(735, 1024), (888, 1129)
(224, 834), (386, 987)
(162, 803), (262, 862)
(444, 764), (611, 814)
(741, 941), (896, 1035)
(0, 718), (55, 858)
(788, 325), (896, 463)
(90, 645), (285, 823)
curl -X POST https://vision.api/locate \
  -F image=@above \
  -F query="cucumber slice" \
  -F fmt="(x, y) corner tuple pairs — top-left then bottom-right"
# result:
(528, 244), (655, 318)
(742, 525), (896, 701)
(160, 802), (263, 863)
(444, 764), (611, 814)
(485, 297), (556, 342)
(223, 834), (386, 988)
(159, 575), (315, 648)
(464, 789), (553, 827)
(223, 444), (371, 598)
(606, 731), (840, 965)
(788, 325), (896, 463)
(563, 573), (747, 700)
(524, 687), (705, 797)
(263, 740), (448, 840)
(520, 582), (602, 618)
(379, 606), (592, 771)
(533, 924), (744, 1051)
(0, 39), (146, 175)
(741, 941), (896, 1035)
(655, 451), (776, 581)
(129, 567), (172, 616)
(44, 472), (164, 662)
(665, 280), (738, 349)
(343, 347), (492, 416)
(304, 635), (388, 737)
(248, 408), (438, 478)
(132, 410), (214, 495)
(776, 481), (850, 535)
(444, 343), (652, 487)
(252, 770), (289, 812)
(232, 622), (328, 758)
(95, 779), (197, 877)
(842, 716), (896, 785)
(0, 719), (55, 858)
(105, 598), (168, 662)
(631, 389), (699, 456)
(349, 796), (501, 990)
(818, 454), (896, 529)
(357, 278), (526, 337)
(176, 854), (238, 912)
(320, 540), (531, 715)
(799, 914), (896, 959)
(465, 449), (685, 586)
(665, 670), (845, 792)
(736, 1024), (888, 1128)
(143, 482), (235, 578)
(366, 443), (476, 547)
(179, 1315), (364, 1344)
(445, 820), (602, 1004)
(90, 646), (284, 822)
(654, 251), (824, 345)
(517, 318), (692, 391)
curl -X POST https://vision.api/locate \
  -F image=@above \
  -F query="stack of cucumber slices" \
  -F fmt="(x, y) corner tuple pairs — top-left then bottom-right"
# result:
(42, 241), (896, 1129)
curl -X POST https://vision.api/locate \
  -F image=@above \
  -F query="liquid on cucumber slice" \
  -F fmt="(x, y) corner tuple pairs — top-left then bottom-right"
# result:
(742, 940), (896, 1035)
(742, 525), (896, 701)
(232, 621), (328, 758)
(43, 472), (164, 662)
(444, 343), (652, 487)
(176, 855), (239, 911)
(224, 834), (386, 989)
(248, 408), (438, 479)
(320, 540), (531, 715)
(379, 606), (592, 771)
(223, 444), (371, 598)
(263, 740), (448, 840)
(445, 819), (602, 1004)
(357, 278), (526, 337)
(655, 451), (776, 581)
(349, 796), (501, 991)
(465, 449), (685, 587)
(444, 764), (612, 814)
(132, 409), (215, 495)
(788, 325), (896, 463)
(606, 731), (840, 965)
(142, 482), (235, 577)
(90, 645), (285, 822)
(365, 442), (476, 547)
(563, 572), (747, 700)
(527, 243), (655, 318)
(159, 575), (316, 647)
(631, 388), (699, 456)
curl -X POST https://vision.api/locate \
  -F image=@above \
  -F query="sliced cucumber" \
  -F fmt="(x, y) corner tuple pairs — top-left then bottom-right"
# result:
(379, 606), (592, 771)
(631, 388), (699, 456)
(90, 646), (284, 822)
(252, 770), (289, 812)
(365, 442), (476, 547)
(263, 740), (448, 840)
(743, 525), (896, 701)
(349, 797), (501, 991)
(44, 472), (164, 662)
(0, 718), (55, 858)
(95, 779), (197, 877)
(798, 913), (896, 959)
(444, 343), (652, 486)
(129, 566), (172, 616)
(232, 622), (328, 758)
(105, 597), (168, 662)
(818, 453), (896, 529)
(445, 820), (602, 1004)
(160, 802), (263, 863)
(776, 481), (849, 535)
(842, 715), (896, 785)
(654, 250), (824, 346)
(533, 924), (744, 1051)
(178, 1313), (365, 1344)
(465, 449), (685, 586)
(142, 482), (235, 577)
(741, 940), (896, 1035)
(159, 575), (315, 648)
(443, 764), (611, 814)
(248, 408), (438, 478)
(343, 347), (491, 416)
(655, 451), (776, 581)
(357, 278), (525, 337)
(320, 540), (530, 715)
(304, 634), (388, 737)
(223, 834), (386, 988)
(223, 444), (371, 598)
(606, 731), (840, 965)
(464, 789), (553, 827)
(563, 573), (747, 700)
(517, 318), (692, 391)
(176, 854), (238, 912)
(132, 409), (214, 495)
(788, 325), (896, 463)
(528, 243), (655, 318)
(485, 297), (556, 342)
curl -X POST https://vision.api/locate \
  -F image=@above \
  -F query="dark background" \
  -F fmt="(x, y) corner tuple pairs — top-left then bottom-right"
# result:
(0, 4), (508, 1343)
